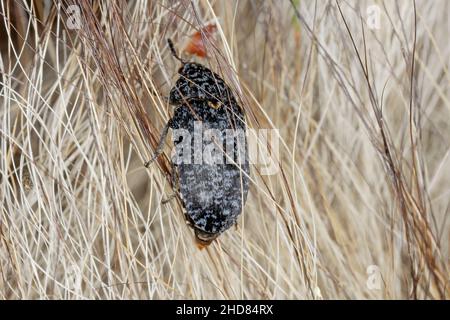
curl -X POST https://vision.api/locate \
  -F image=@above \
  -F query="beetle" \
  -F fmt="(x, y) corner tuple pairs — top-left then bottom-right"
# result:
(145, 39), (250, 247)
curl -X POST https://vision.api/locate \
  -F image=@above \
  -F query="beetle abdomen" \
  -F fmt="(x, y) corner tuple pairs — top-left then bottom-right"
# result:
(178, 163), (248, 234)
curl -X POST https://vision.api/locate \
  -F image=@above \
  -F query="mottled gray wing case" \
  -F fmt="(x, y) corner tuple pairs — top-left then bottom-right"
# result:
(170, 99), (250, 236)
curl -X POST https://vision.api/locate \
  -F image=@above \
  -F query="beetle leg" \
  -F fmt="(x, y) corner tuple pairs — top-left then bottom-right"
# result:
(148, 87), (168, 102)
(162, 162), (179, 204)
(162, 193), (176, 204)
(185, 219), (193, 227)
(144, 119), (172, 167)
(184, 213), (195, 227)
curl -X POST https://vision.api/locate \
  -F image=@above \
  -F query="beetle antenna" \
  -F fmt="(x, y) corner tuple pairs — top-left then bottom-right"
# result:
(167, 38), (186, 64)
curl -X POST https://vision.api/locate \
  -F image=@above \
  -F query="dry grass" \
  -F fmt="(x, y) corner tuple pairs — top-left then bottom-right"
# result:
(0, 0), (449, 299)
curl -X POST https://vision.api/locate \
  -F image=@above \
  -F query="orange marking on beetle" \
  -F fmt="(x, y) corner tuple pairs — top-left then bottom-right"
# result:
(184, 24), (217, 58)
(207, 100), (222, 109)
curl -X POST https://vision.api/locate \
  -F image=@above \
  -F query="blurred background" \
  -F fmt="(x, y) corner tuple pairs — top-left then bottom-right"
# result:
(0, 0), (448, 299)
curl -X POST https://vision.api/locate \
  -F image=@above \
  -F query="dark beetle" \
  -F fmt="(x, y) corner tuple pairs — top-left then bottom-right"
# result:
(145, 39), (250, 246)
